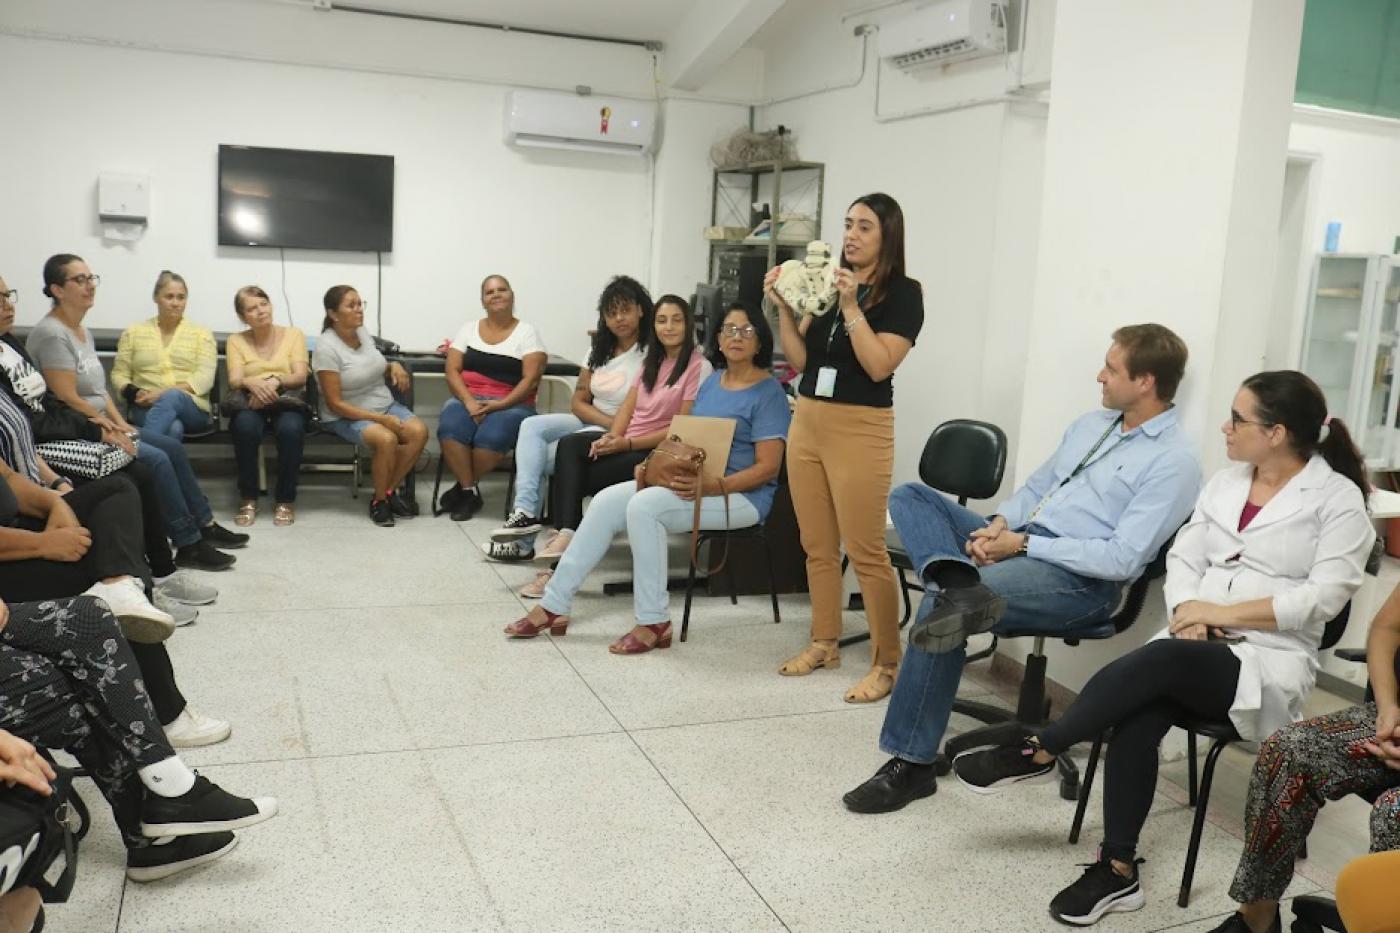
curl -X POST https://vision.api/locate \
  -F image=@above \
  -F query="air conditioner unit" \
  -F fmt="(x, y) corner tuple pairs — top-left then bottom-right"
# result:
(877, 0), (1006, 72)
(504, 90), (657, 156)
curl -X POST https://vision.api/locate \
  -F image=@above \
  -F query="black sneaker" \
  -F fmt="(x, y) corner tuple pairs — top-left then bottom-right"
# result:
(480, 540), (534, 562)
(201, 522), (249, 550)
(908, 582), (1008, 653)
(1049, 856), (1145, 926)
(1206, 911), (1280, 933)
(450, 489), (484, 522)
(369, 497), (395, 527)
(139, 775), (278, 838)
(952, 739), (1056, 795)
(388, 492), (418, 518)
(842, 757), (936, 814)
(174, 541), (236, 572)
(491, 510), (543, 541)
(126, 831), (239, 882)
(438, 483), (465, 513)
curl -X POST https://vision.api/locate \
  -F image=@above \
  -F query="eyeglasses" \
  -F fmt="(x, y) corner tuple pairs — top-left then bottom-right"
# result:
(1229, 410), (1270, 430)
(64, 274), (100, 288)
(0, 290), (15, 306)
(721, 324), (756, 339)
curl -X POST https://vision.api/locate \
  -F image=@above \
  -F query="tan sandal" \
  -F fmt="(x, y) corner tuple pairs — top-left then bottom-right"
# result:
(235, 501), (257, 527)
(844, 664), (898, 704)
(778, 640), (841, 676)
(273, 504), (295, 526)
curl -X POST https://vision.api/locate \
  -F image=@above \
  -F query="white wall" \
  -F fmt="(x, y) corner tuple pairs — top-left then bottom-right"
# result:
(0, 0), (746, 365)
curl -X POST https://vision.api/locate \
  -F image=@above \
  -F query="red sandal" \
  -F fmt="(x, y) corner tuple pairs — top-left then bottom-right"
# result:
(504, 608), (569, 638)
(608, 622), (672, 655)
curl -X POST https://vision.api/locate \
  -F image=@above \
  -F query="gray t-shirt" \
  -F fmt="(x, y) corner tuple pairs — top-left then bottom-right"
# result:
(26, 315), (108, 412)
(312, 326), (394, 422)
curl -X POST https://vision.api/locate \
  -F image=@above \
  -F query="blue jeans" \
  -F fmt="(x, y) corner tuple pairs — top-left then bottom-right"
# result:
(230, 409), (307, 502)
(512, 413), (603, 517)
(540, 480), (762, 626)
(128, 390), (212, 440)
(877, 482), (1122, 765)
(323, 402), (416, 446)
(133, 430), (214, 548)
(437, 398), (535, 454)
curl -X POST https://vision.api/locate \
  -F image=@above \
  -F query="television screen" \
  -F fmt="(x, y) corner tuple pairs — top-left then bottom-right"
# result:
(217, 145), (394, 252)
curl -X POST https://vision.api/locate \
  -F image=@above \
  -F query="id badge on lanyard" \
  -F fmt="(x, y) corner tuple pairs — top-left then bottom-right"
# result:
(1026, 416), (1127, 524)
(813, 286), (867, 399)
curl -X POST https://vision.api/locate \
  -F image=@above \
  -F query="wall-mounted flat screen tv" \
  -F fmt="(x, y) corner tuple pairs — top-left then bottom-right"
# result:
(218, 145), (394, 252)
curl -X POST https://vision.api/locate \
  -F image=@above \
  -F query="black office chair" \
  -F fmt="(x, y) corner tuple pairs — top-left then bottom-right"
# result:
(1068, 603), (1357, 909)
(1289, 646), (1400, 933)
(840, 419), (1008, 648)
(937, 535), (1175, 801)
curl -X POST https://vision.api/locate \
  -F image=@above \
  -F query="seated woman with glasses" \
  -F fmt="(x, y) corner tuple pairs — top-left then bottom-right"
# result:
(503, 302), (790, 655)
(111, 271), (218, 440)
(27, 255), (247, 570)
(483, 276), (650, 586)
(226, 286), (309, 527)
(485, 294), (707, 569)
(314, 284), (425, 527)
(437, 274), (547, 521)
(951, 370), (1375, 928)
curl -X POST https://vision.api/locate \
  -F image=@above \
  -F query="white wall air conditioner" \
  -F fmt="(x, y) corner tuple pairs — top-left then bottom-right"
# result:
(877, 0), (1007, 72)
(504, 90), (657, 156)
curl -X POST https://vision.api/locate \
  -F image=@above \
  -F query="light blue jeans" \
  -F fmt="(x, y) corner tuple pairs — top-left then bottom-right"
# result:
(512, 413), (602, 517)
(128, 389), (212, 439)
(877, 482), (1123, 765)
(539, 480), (762, 626)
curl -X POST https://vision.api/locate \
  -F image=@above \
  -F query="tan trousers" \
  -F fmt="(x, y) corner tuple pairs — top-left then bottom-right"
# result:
(786, 397), (901, 667)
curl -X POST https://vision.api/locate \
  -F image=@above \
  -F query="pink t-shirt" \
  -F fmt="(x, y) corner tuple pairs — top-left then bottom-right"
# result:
(627, 349), (712, 437)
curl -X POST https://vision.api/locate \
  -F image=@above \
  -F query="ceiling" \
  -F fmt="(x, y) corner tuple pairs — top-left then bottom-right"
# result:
(330, 0), (704, 44)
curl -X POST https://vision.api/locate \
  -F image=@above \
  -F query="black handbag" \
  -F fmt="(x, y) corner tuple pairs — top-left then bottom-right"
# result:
(0, 766), (81, 904)
(220, 386), (309, 417)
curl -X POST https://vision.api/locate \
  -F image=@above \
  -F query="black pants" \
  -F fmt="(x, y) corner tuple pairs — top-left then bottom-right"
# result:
(0, 596), (174, 846)
(0, 475), (185, 723)
(230, 409), (307, 503)
(549, 432), (648, 531)
(1037, 638), (1241, 862)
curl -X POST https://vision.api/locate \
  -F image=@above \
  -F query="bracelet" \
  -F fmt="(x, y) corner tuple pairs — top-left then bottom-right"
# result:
(843, 314), (866, 334)
(626, 437), (633, 451)
(48, 477), (69, 490)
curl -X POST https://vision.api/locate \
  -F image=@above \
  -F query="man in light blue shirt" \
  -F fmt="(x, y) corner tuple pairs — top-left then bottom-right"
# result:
(844, 324), (1201, 814)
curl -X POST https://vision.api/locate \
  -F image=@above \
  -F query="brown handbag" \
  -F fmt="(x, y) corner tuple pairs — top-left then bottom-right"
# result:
(638, 435), (732, 572)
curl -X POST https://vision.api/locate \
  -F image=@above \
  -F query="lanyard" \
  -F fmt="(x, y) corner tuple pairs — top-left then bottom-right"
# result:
(823, 284), (871, 354)
(1027, 415), (1128, 523)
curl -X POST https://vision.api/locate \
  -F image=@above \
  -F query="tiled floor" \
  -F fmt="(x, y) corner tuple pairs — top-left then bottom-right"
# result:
(47, 476), (1376, 932)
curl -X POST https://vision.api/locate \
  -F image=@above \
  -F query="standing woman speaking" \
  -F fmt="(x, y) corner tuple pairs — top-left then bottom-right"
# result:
(767, 193), (924, 704)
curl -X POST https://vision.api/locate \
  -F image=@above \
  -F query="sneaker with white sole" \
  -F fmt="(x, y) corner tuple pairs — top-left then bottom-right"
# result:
(518, 570), (553, 599)
(952, 739), (1057, 795)
(534, 530), (572, 561)
(153, 591), (198, 627)
(83, 579), (176, 644)
(163, 707), (231, 748)
(1048, 856), (1146, 926)
(126, 831), (238, 883)
(481, 540), (534, 562)
(491, 510), (543, 541)
(155, 573), (218, 606)
(139, 774), (278, 838)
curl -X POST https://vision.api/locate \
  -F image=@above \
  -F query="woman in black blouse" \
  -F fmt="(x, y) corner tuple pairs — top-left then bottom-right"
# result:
(768, 193), (924, 703)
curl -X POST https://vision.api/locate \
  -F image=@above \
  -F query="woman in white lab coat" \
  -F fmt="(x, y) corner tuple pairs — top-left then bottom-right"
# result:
(950, 370), (1375, 928)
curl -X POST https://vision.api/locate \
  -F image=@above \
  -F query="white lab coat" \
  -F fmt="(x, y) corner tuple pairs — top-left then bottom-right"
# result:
(1158, 456), (1374, 741)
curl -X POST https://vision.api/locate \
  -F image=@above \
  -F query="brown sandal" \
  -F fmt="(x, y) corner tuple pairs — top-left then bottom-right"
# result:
(778, 640), (841, 676)
(844, 664), (898, 704)
(234, 501), (257, 527)
(273, 504), (295, 526)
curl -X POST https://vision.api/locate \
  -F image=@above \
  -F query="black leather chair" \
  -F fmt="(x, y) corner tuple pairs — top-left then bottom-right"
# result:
(840, 418), (1008, 648)
(937, 536), (1176, 801)
(1068, 603), (1357, 909)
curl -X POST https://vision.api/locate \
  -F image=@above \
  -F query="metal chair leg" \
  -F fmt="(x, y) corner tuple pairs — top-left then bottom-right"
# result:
(352, 449), (361, 498)
(1179, 738), (1229, 908)
(763, 531), (780, 624)
(680, 543), (700, 643)
(1187, 730), (1199, 807)
(504, 467), (515, 520)
(431, 457), (446, 516)
(1069, 734), (1104, 844)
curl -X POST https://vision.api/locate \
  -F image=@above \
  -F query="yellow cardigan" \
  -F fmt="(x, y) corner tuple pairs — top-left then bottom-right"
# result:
(111, 317), (218, 412)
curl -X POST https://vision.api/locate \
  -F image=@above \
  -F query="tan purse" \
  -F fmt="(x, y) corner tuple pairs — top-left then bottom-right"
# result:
(638, 435), (731, 572)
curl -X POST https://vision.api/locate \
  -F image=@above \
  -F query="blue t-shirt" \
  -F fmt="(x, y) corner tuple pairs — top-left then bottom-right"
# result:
(692, 372), (792, 519)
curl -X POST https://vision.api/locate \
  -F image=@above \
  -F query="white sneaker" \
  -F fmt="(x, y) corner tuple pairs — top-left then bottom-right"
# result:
(153, 591), (198, 627)
(84, 578), (176, 644)
(163, 707), (232, 748)
(155, 572), (218, 606)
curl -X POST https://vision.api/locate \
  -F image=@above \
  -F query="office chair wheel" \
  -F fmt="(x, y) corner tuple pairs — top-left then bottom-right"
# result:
(933, 753), (951, 777)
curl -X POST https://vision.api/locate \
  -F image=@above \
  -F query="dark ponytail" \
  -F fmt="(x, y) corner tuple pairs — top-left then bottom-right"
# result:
(1242, 370), (1369, 497)
(322, 284), (356, 333)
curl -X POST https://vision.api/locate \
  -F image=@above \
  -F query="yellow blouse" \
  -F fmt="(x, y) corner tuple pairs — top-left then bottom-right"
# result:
(226, 327), (309, 382)
(111, 317), (218, 412)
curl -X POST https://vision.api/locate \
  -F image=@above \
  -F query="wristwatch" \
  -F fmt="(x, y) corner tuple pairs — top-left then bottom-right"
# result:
(1017, 535), (1030, 556)
(48, 477), (70, 490)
